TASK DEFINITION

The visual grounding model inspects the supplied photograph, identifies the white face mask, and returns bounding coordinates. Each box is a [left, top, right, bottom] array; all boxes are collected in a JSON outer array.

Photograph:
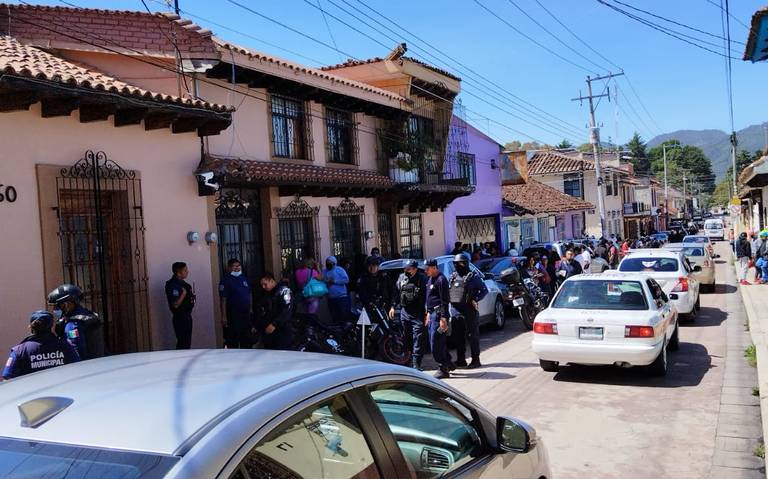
[[231, 271, 242, 277], [53, 309, 63, 319]]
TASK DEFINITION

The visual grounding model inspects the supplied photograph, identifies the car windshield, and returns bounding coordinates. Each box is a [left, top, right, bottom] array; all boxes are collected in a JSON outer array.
[[682, 247, 705, 257], [705, 223, 722, 230], [619, 257, 679, 273], [0, 438, 178, 478], [683, 236, 708, 244], [552, 280, 648, 310]]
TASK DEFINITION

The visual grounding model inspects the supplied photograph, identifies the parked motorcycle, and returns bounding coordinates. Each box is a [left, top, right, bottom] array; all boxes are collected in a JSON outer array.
[[292, 313, 358, 356], [499, 267, 547, 330], [353, 302, 412, 366]]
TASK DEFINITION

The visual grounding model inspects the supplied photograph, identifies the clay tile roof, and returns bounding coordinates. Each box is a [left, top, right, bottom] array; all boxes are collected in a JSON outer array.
[[527, 150, 595, 175], [0, 36, 231, 113], [502, 179, 594, 215], [320, 56, 461, 82], [0, 3, 217, 57], [213, 40, 408, 104], [744, 6, 768, 61], [199, 155, 394, 189]]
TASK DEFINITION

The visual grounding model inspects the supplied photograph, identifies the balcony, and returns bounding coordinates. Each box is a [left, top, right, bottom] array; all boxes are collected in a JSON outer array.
[[623, 202, 651, 216]]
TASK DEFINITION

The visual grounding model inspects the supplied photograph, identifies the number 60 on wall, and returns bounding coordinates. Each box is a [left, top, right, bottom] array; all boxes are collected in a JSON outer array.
[[0, 184, 18, 203]]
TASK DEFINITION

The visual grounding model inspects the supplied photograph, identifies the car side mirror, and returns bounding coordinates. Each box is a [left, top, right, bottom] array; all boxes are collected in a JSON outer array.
[[669, 293, 679, 300], [693, 265, 702, 272], [484, 272, 495, 281], [496, 416, 536, 453]]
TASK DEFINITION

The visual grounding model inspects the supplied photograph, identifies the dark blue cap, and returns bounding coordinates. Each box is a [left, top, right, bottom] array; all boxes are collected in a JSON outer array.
[[405, 260, 419, 269], [29, 310, 53, 328], [425, 258, 439, 267]]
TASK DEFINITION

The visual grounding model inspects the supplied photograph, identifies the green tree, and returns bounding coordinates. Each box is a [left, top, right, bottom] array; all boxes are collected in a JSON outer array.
[[724, 149, 762, 180], [503, 140, 552, 151], [625, 132, 649, 174], [556, 139, 573, 149], [710, 178, 731, 207], [578, 142, 592, 152], [648, 139, 716, 193]]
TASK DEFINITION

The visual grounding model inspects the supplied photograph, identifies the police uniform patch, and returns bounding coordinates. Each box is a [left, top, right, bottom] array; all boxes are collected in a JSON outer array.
[[67, 329, 80, 339], [172, 289, 180, 297]]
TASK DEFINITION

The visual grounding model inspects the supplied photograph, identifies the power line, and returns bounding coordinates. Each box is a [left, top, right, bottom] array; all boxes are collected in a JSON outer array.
[[704, 0, 750, 30], [314, 0, 344, 63]]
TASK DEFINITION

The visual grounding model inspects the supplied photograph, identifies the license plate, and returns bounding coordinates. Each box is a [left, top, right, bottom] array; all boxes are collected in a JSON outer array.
[[512, 297, 525, 307], [579, 327, 604, 340]]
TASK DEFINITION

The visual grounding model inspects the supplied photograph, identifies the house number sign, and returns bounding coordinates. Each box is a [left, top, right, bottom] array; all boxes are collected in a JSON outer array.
[[0, 184, 18, 203]]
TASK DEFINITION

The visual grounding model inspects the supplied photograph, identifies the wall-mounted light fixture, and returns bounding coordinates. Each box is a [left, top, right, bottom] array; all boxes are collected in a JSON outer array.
[[364, 230, 375, 240], [205, 232, 218, 245], [187, 231, 200, 245], [490, 158, 498, 170]]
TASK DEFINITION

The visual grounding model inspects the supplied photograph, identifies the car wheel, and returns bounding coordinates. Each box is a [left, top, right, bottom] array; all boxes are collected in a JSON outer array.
[[492, 298, 506, 330], [519, 304, 534, 330], [668, 324, 680, 351], [539, 359, 559, 372], [648, 340, 668, 376]]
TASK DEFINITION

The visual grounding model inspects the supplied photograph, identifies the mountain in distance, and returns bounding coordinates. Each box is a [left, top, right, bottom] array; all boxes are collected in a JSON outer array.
[[648, 123, 768, 180]]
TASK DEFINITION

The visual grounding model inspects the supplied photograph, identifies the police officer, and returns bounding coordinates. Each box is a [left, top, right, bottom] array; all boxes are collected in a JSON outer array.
[[258, 271, 295, 350], [47, 284, 104, 360], [390, 260, 428, 370], [449, 254, 488, 369], [357, 256, 391, 318], [425, 258, 455, 379], [219, 258, 253, 349], [165, 262, 195, 349], [2, 311, 80, 380]]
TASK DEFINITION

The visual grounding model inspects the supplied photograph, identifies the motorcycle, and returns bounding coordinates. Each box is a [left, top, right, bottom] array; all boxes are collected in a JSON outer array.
[[499, 267, 547, 330], [353, 302, 412, 366], [292, 313, 359, 356]]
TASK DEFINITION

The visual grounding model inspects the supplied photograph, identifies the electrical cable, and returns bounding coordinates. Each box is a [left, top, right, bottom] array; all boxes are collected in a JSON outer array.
[[704, 0, 751, 30]]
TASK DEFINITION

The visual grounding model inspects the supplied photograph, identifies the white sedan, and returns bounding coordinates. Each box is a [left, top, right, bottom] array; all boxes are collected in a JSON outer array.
[[532, 273, 679, 375], [617, 249, 701, 320]]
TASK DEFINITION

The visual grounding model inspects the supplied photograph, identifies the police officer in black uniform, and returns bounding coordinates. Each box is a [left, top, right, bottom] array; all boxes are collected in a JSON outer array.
[[357, 256, 392, 319], [390, 260, 428, 370], [47, 284, 104, 360], [425, 258, 455, 379], [165, 262, 195, 349], [2, 311, 80, 380], [449, 254, 488, 369], [258, 271, 295, 350], [219, 258, 253, 349]]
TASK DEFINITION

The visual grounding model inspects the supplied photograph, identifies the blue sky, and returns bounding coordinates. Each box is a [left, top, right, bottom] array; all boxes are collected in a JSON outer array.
[[17, 0, 768, 145]]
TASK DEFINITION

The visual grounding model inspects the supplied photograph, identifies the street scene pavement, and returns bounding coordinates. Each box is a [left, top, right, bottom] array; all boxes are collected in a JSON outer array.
[[425, 242, 762, 479]]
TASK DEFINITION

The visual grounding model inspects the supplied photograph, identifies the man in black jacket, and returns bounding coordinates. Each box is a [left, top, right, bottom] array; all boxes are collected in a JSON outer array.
[[736, 232, 752, 285], [390, 260, 428, 370], [357, 256, 392, 315], [258, 272, 295, 350], [448, 255, 488, 369]]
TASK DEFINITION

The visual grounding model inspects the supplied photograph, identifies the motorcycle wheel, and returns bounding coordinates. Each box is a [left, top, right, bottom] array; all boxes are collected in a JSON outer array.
[[519, 304, 535, 330], [379, 334, 412, 365]]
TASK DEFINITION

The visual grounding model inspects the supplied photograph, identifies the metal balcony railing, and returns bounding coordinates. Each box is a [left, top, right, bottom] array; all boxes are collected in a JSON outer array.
[[623, 202, 651, 215], [382, 154, 473, 187]]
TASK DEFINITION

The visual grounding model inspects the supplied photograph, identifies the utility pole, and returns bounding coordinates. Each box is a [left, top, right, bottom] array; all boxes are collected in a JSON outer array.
[[682, 172, 688, 219], [572, 71, 624, 239], [662, 143, 682, 229]]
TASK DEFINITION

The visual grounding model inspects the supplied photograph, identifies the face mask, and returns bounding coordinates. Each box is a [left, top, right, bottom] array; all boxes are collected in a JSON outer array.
[[53, 309, 63, 319], [231, 271, 242, 277]]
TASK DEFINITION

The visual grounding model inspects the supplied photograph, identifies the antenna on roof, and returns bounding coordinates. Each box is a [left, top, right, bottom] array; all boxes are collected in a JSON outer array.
[[386, 43, 407, 61]]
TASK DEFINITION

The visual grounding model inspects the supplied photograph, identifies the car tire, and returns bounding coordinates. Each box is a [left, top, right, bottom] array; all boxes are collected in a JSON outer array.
[[539, 359, 559, 372], [648, 339, 668, 376], [519, 304, 534, 330], [492, 298, 506, 330], [668, 324, 680, 351]]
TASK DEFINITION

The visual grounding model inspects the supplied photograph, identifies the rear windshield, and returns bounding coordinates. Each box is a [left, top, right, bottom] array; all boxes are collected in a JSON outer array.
[[683, 236, 708, 244], [552, 280, 648, 310], [0, 437, 178, 478], [619, 257, 679, 273], [682, 247, 705, 257], [705, 222, 723, 230]]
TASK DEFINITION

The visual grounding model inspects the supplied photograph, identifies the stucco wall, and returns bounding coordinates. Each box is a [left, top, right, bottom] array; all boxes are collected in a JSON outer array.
[[421, 211, 446, 258], [0, 105, 215, 356]]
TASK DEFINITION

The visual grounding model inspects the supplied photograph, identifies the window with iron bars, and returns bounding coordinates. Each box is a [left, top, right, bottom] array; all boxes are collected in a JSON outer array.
[[399, 215, 423, 259], [563, 173, 583, 199], [326, 108, 357, 165], [270, 94, 309, 160], [457, 152, 476, 185]]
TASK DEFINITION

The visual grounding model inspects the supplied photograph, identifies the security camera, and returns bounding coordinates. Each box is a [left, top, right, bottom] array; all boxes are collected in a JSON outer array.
[[196, 171, 220, 196]]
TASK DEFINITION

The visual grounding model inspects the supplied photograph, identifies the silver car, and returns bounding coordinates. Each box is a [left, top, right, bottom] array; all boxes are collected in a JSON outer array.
[[0, 350, 551, 478], [663, 242, 716, 292]]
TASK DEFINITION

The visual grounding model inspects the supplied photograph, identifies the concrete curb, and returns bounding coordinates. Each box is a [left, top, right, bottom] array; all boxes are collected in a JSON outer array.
[[739, 285, 768, 472]]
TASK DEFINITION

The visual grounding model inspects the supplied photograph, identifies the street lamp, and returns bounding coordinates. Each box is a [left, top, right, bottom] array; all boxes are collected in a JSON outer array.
[[662, 143, 683, 229]]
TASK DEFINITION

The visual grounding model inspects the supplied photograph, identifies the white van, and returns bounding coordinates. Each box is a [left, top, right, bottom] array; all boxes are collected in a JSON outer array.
[[703, 218, 725, 241]]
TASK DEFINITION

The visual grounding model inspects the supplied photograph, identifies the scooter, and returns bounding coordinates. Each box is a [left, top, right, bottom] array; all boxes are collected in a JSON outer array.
[[499, 266, 545, 330]]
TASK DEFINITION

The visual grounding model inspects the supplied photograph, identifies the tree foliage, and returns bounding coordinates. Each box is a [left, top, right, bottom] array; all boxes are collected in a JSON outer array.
[[724, 149, 763, 181], [648, 139, 716, 194], [556, 139, 573, 149], [625, 132, 650, 174], [503, 140, 553, 151], [710, 178, 732, 207]]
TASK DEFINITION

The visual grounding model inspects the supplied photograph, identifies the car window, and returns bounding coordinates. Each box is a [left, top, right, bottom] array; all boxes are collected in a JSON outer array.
[[368, 383, 484, 478], [646, 279, 668, 303], [683, 236, 708, 244], [489, 259, 514, 275], [552, 280, 648, 310], [231, 395, 381, 479], [619, 257, 679, 273], [682, 247, 705, 257]]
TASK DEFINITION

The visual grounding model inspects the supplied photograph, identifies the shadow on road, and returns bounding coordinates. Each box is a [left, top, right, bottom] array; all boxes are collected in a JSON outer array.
[[550, 342, 714, 387], [450, 371, 517, 380], [713, 283, 737, 294], [482, 361, 538, 368], [681, 306, 726, 327]]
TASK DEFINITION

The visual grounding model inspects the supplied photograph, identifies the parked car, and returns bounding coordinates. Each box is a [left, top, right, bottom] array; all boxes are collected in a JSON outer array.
[[703, 218, 725, 241], [663, 242, 716, 292], [683, 234, 715, 257], [618, 249, 701, 320], [532, 273, 679, 375], [649, 232, 669, 244], [0, 350, 552, 478], [380, 255, 506, 329]]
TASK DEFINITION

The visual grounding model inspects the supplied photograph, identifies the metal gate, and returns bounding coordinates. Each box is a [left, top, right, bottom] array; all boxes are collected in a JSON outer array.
[[275, 196, 320, 275], [399, 215, 423, 259], [216, 189, 264, 289], [456, 215, 497, 246], [56, 150, 150, 354], [329, 198, 365, 265]]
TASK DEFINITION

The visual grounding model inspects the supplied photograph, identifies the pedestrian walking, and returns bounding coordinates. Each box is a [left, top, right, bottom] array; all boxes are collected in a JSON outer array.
[[448, 254, 488, 369], [390, 260, 428, 370], [165, 262, 195, 349], [2, 311, 79, 380], [735, 233, 752, 285], [556, 249, 583, 280], [425, 258, 454, 379], [219, 258, 253, 348], [323, 256, 350, 324], [47, 283, 104, 360], [257, 272, 295, 350], [295, 256, 322, 315]]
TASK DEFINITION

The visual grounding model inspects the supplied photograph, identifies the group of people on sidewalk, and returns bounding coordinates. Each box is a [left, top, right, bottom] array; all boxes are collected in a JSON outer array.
[[735, 230, 768, 285]]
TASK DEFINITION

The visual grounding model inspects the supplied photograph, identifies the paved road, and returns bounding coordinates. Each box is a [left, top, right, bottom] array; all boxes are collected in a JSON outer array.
[[432, 242, 740, 479]]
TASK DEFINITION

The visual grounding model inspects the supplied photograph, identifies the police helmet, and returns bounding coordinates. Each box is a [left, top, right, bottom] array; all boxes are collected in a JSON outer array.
[[452, 253, 469, 264], [47, 284, 83, 306]]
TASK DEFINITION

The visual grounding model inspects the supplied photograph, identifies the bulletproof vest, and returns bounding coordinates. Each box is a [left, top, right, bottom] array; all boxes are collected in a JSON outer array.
[[449, 273, 470, 304], [400, 276, 420, 304]]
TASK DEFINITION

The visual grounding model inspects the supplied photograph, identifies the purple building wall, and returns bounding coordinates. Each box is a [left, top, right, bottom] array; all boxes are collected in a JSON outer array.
[[443, 118, 503, 253]]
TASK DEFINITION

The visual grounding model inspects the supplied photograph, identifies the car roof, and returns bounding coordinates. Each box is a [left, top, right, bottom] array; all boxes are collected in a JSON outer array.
[[379, 258, 425, 270], [0, 350, 414, 455], [623, 249, 682, 258], [564, 272, 651, 282]]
